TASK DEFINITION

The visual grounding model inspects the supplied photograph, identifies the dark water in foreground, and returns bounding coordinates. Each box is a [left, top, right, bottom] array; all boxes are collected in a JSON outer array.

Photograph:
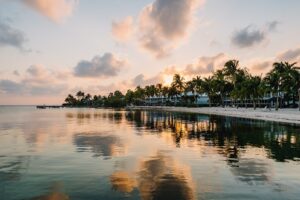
[[0, 106, 300, 200]]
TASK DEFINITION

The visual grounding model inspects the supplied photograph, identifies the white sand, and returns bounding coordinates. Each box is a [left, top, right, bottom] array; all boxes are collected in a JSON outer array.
[[127, 106, 300, 125]]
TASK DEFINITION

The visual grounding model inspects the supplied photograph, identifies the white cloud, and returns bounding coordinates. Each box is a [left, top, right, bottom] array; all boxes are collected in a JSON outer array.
[[0, 65, 68, 95], [232, 25, 266, 48], [0, 19, 27, 50], [74, 53, 127, 78], [231, 21, 279, 49]]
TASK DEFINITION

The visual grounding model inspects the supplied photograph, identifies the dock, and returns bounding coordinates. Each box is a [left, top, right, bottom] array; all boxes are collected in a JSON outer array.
[[36, 105, 63, 109]]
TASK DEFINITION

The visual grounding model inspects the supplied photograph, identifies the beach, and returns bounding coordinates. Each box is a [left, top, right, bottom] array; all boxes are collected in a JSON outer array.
[[127, 106, 300, 125]]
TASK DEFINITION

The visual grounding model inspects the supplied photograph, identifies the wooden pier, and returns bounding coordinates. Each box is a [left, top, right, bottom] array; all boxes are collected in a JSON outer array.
[[36, 105, 63, 109]]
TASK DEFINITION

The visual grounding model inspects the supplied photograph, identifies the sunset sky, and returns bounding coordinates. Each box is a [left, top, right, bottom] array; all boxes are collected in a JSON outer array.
[[1, 0, 300, 105]]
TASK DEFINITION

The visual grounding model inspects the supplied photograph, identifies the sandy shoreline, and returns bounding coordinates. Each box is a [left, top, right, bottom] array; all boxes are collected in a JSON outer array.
[[127, 106, 300, 125]]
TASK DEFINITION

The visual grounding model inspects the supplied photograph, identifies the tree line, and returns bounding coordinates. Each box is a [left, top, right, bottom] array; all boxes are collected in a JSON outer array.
[[63, 60, 300, 110]]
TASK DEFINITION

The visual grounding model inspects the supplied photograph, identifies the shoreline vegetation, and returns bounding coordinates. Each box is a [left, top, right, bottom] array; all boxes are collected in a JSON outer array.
[[62, 60, 300, 123]]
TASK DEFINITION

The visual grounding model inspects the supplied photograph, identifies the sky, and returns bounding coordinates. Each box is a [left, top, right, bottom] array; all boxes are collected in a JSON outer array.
[[0, 0, 300, 105]]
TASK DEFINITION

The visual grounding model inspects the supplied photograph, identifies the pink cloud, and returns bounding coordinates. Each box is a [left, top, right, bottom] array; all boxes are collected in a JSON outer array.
[[137, 0, 203, 58], [23, 0, 78, 22], [112, 16, 134, 42]]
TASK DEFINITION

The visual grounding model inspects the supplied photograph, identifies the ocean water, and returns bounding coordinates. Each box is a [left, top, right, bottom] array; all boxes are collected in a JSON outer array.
[[0, 106, 300, 200]]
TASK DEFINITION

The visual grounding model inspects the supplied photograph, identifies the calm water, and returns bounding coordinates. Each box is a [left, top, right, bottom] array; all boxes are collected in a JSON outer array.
[[0, 106, 300, 200]]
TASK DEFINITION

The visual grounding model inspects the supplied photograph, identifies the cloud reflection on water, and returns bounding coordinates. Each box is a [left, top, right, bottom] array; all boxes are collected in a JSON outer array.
[[74, 133, 126, 158], [110, 151, 195, 200]]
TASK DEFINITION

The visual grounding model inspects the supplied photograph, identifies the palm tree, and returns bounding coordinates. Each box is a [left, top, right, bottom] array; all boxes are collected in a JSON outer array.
[[84, 93, 92, 106], [76, 91, 85, 102], [213, 70, 233, 106], [193, 76, 203, 104], [201, 76, 215, 107], [248, 75, 263, 109], [134, 86, 145, 105], [185, 80, 197, 104], [280, 62, 300, 107], [156, 83, 163, 105], [264, 62, 299, 110], [224, 60, 239, 84], [171, 74, 185, 104], [125, 90, 135, 105], [162, 86, 169, 105], [64, 94, 77, 106]]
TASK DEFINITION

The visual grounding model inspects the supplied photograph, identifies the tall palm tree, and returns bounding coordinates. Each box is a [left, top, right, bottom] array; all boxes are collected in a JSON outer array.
[[248, 75, 263, 109], [185, 80, 197, 104], [64, 94, 77, 106], [171, 74, 185, 104], [265, 63, 282, 110], [76, 91, 85, 105], [201, 77, 215, 107], [76, 91, 85, 101], [264, 62, 299, 110], [193, 76, 203, 104], [224, 60, 239, 84], [134, 86, 145, 105], [213, 70, 233, 106], [162, 86, 169, 105], [156, 83, 163, 105], [280, 62, 300, 106], [84, 93, 92, 106]]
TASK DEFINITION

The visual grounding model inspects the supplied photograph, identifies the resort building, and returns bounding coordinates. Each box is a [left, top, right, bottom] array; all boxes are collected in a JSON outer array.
[[144, 91, 293, 108]]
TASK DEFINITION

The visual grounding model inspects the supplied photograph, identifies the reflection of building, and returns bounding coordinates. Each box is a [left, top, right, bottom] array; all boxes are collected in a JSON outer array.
[[230, 159, 271, 185], [125, 110, 300, 162]]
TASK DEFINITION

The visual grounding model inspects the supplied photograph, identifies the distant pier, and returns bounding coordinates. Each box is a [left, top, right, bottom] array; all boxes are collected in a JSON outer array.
[[36, 105, 63, 109]]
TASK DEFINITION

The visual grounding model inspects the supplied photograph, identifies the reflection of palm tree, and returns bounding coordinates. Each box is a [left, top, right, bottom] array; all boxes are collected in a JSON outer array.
[[125, 110, 300, 162]]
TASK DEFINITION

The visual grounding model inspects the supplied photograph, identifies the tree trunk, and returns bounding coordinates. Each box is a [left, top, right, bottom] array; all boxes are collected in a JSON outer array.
[[221, 95, 224, 107], [298, 89, 300, 111], [253, 99, 256, 110], [276, 95, 279, 111], [292, 94, 295, 107]]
